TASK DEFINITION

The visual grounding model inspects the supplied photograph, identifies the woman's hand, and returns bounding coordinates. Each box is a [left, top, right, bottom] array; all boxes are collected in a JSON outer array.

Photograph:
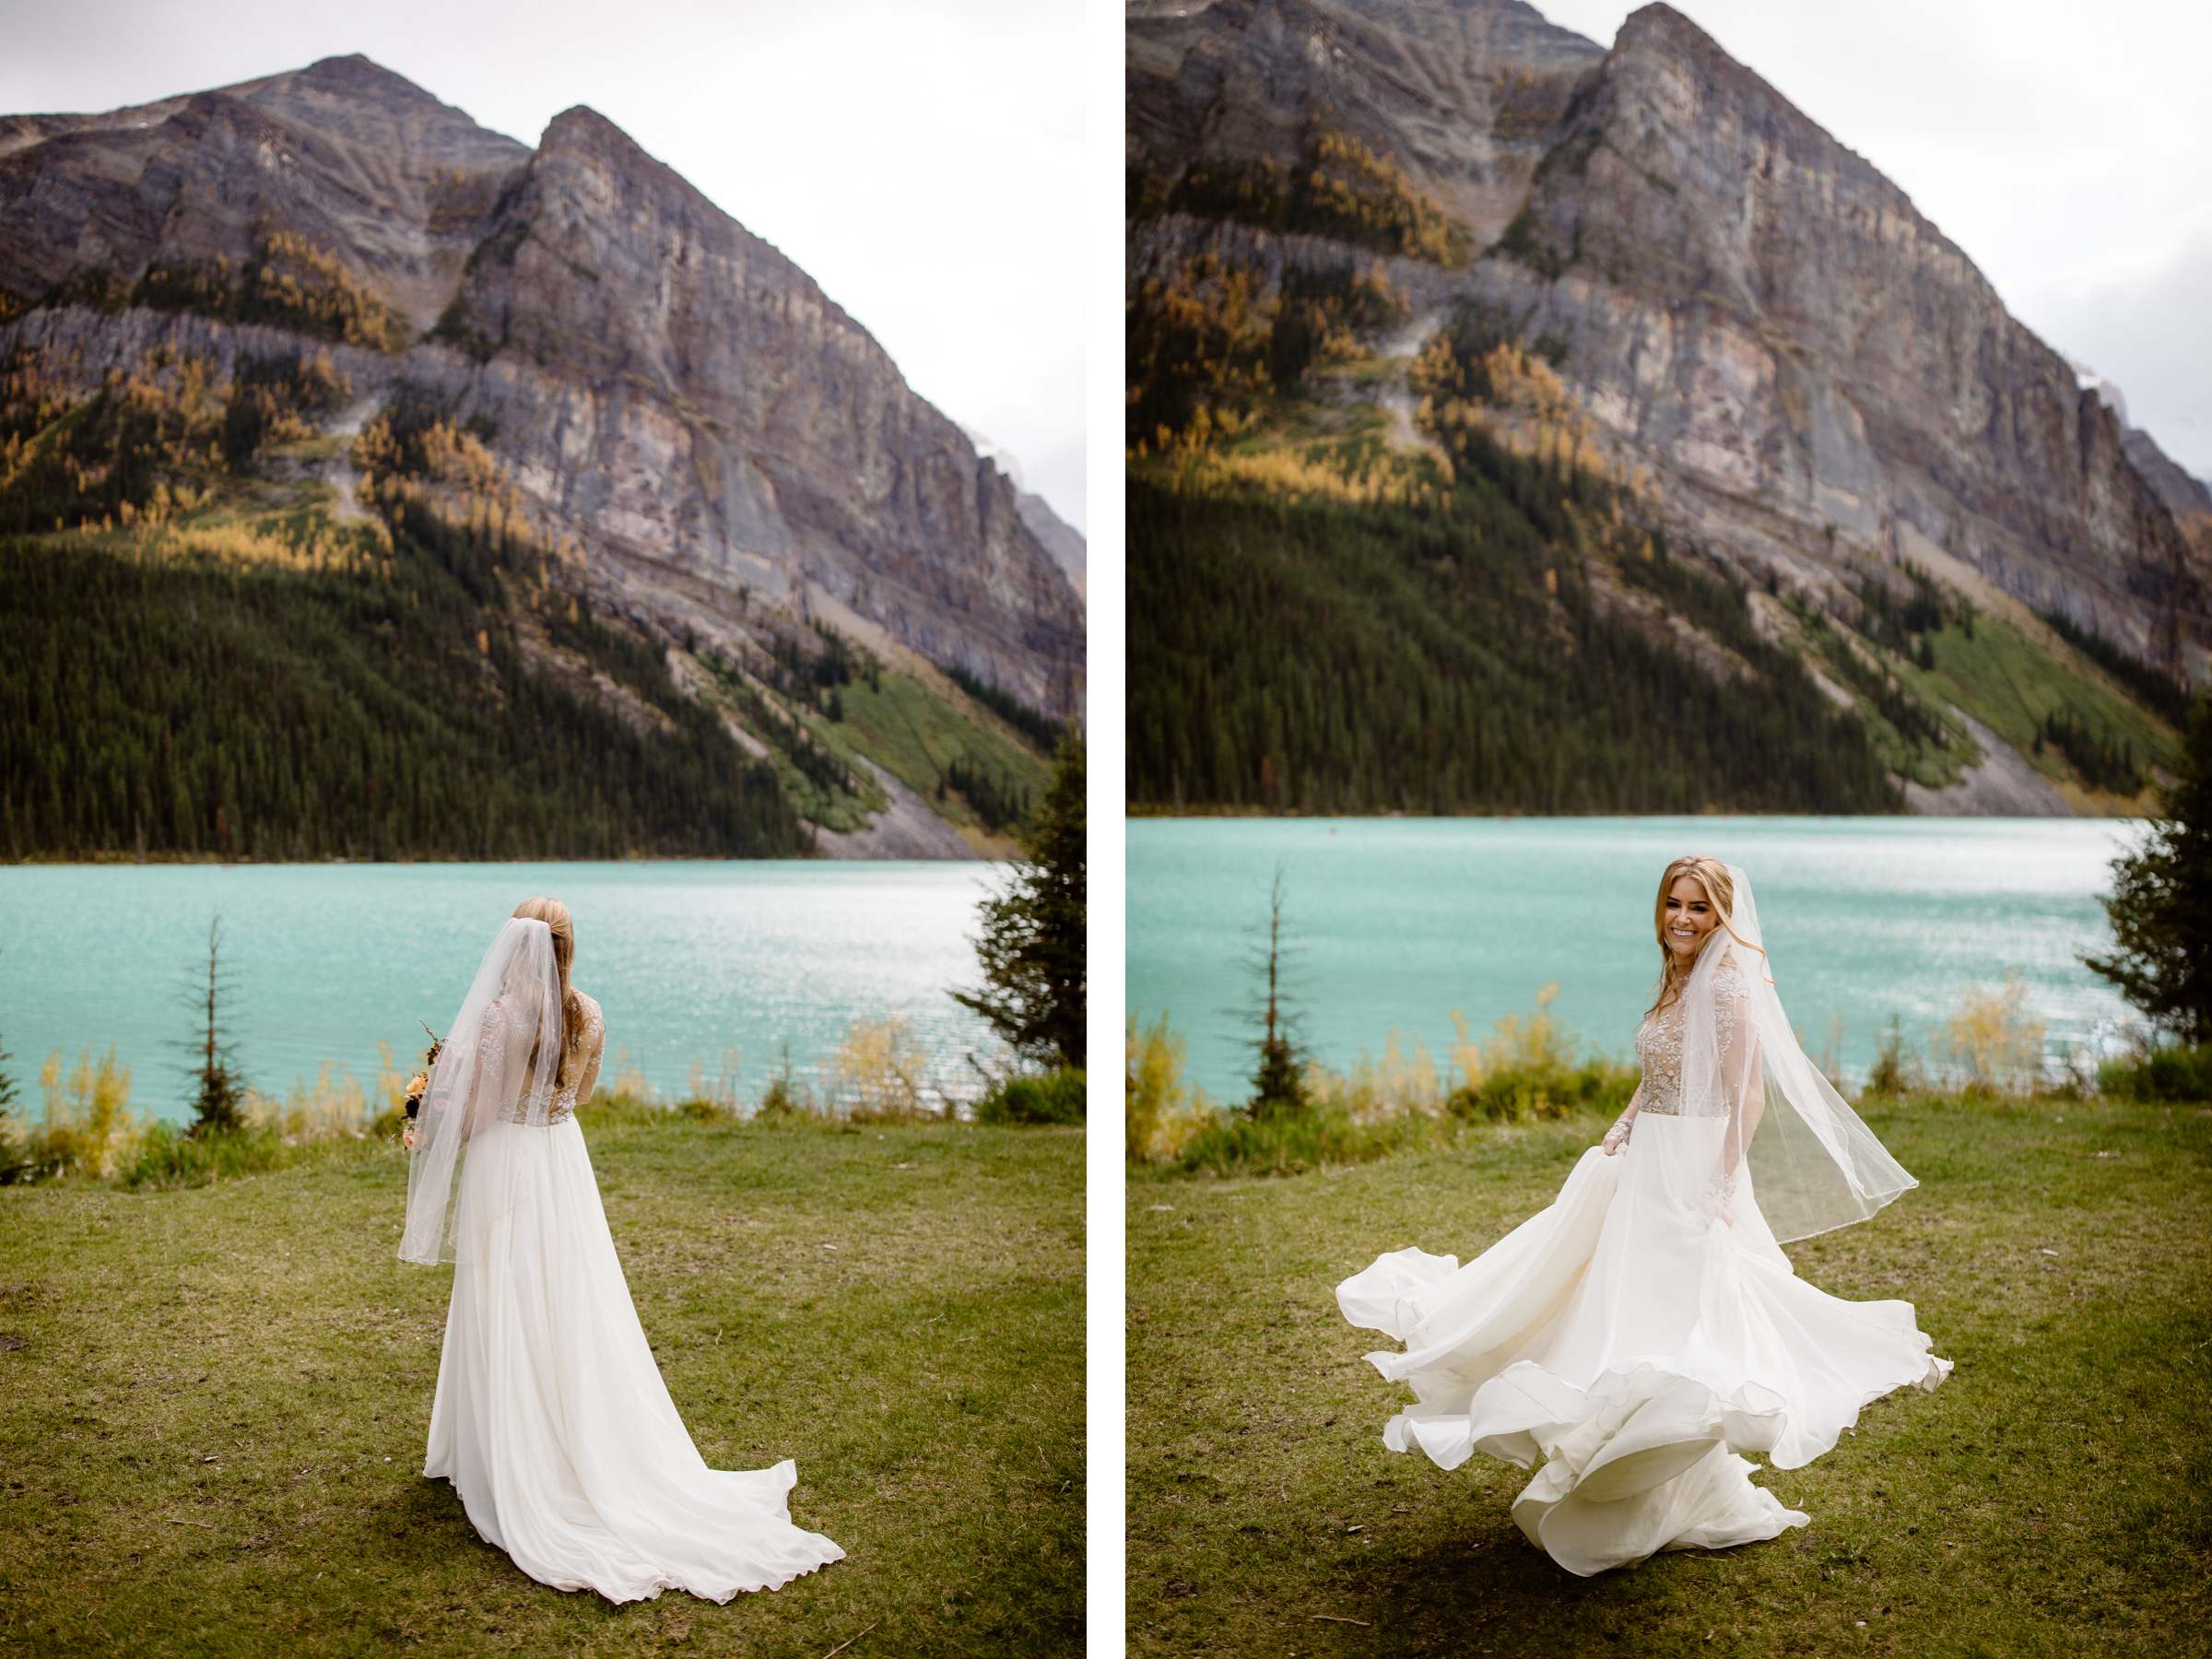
[[403, 1124, 417, 1152], [1700, 1171, 1736, 1228], [1601, 1122, 1630, 1156]]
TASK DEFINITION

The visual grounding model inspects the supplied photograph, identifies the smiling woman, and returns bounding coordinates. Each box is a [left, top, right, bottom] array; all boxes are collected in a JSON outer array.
[[1124, 0, 2212, 1640], [1660, 868, 1722, 955], [1337, 860, 1948, 1574]]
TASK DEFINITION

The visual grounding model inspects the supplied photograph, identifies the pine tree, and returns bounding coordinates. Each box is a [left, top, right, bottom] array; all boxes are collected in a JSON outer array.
[[2085, 695, 2212, 1041], [1243, 864, 1309, 1117], [182, 914, 245, 1135], [951, 729, 1086, 1068]]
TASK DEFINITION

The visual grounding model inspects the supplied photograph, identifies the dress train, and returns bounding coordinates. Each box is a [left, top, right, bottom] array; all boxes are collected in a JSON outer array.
[[1338, 1116, 1948, 1575], [427, 1117, 844, 1601]]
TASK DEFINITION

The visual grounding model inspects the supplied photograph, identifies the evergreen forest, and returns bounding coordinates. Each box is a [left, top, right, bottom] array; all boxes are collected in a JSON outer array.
[[0, 337, 907, 861], [1124, 194, 2185, 816], [1127, 477, 1901, 815]]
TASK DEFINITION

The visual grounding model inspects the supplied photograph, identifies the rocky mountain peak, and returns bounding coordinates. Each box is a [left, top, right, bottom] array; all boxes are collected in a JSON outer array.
[[539, 102, 640, 155], [1127, 0, 2208, 797], [1598, 2, 1891, 190], [224, 54, 527, 168], [1615, 3, 1710, 49], [288, 53, 448, 101], [1, 53, 1082, 721]]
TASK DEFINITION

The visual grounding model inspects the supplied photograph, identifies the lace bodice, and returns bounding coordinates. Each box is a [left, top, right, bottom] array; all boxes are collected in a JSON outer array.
[[1631, 954, 1748, 1119], [476, 990, 606, 1124]]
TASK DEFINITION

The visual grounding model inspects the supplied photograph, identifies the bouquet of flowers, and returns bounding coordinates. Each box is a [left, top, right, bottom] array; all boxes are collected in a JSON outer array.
[[402, 1022, 443, 1151], [404, 1022, 444, 1120]]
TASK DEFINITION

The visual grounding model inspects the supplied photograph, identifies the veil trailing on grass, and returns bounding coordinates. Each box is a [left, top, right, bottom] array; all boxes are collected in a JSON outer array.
[[1682, 863, 1918, 1243], [399, 917, 565, 1265]]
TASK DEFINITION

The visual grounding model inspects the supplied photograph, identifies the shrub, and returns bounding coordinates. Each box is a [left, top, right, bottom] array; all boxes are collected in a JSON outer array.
[[605, 1046, 654, 1103], [978, 1068, 1086, 1125], [1125, 1013, 1218, 1161], [1173, 1099, 1446, 1178], [2097, 1042, 2212, 1102], [1308, 1030, 1442, 1123], [3, 1047, 144, 1182], [1135, 986, 1631, 1176], [1863, 1013, 1925, 1098], [754, 1068, 815, 1122], [829, 1017, 934, 1121], [0, 1048, 387, 1189], [1442, 985, 1636, 1123], [672, 1096, 740, 1124], [684, 1047, 745, 1116], [1446, 1055, 1635, 1124], [1938, 971, 2047, 1093]]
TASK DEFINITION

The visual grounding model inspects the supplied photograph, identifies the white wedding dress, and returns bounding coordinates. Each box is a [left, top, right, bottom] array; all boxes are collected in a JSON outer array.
[[1339, 947, 1950, 1576], [419, 982, 844, 1602]]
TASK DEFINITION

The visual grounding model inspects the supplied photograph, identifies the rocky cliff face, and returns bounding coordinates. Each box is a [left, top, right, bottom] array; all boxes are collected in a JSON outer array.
[[1128, 0, 2206, 682], [0, 54, 1082, 721], [2124, 426, 2212, 527], [0, 56, 527, 329], [431, 106, 1082, 709], [1015, 489, 1087, 599], [1129, 0, 1602, 246]]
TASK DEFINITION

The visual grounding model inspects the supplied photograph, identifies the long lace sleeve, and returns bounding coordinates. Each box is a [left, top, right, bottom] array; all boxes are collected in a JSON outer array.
[[1710, 964, 1763, 1211], [572, 1000, 606, 1110], [463, 998, 509, 1142], [1603, 1078, 1643, 1153]]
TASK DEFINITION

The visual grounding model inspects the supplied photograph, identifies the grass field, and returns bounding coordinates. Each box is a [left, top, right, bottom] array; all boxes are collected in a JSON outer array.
[[1128, 1095, 2212, 1657], [801, 661, 1053, 837], [1897, 612, 2177, 807], [0, 1116, 1083, 1656]]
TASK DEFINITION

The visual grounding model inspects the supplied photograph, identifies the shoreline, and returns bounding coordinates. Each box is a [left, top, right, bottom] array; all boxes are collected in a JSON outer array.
[[0, 851, 1006, 869], [1125, 806, 2144, 823]]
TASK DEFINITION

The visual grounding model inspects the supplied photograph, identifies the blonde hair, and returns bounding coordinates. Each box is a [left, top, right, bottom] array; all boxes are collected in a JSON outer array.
[[512, 896, 586, 1089], [1646, 855, 1736, 1018]]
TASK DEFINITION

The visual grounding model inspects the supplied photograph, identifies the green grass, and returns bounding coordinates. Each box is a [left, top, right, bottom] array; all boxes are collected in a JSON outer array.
[[1127, 1095, 2211, 1656], [1899, 613, 2179, 799], [801, 664, 1053, 837], [1789, 614, 1980, 791], [697, 643, 1054, 841], [0, 1115, 1083, 1655]]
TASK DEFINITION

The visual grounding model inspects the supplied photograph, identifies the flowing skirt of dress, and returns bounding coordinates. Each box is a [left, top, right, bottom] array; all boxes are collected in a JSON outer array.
[[1337, 1115, 1949, 1576], [426, 1118, 844, 1602]]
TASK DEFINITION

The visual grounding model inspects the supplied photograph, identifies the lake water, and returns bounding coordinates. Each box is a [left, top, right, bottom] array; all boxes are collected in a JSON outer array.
[[0, 862, 1009, 1122], [1128, 817, 2146, 1103]]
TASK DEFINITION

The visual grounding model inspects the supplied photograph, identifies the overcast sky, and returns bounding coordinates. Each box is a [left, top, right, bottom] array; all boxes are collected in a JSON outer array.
[[1536, 0, 2212, 486], [0, 0, 1088, 531]]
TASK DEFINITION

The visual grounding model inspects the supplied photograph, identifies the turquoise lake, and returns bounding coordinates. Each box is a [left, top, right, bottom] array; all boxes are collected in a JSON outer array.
[[1127, 817, 2145, 1103], [0, 862, 1008, 1121]]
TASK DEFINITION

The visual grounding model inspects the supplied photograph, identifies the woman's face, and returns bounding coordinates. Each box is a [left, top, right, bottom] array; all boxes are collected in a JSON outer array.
[[1662, 875, 1721, 959]]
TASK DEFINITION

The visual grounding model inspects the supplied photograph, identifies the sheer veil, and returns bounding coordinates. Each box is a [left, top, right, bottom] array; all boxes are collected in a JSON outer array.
[[1678, 864, 1918, 1242], [400, 917, 565, 1265]]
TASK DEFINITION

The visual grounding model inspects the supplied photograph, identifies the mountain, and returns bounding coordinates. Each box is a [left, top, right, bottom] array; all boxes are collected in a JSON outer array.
[[1126, 0, 2201, 817], [967, 426, 1087, 597], [0, 55, 1079, 861], [2123, 428, 2212, 528], [1017, 490, 1088, 600]]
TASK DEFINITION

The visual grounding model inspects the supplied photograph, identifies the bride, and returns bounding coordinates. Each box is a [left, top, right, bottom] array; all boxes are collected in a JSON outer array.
[[399, 897, 843, 1601], [1337, 857, 1950, 1576]]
